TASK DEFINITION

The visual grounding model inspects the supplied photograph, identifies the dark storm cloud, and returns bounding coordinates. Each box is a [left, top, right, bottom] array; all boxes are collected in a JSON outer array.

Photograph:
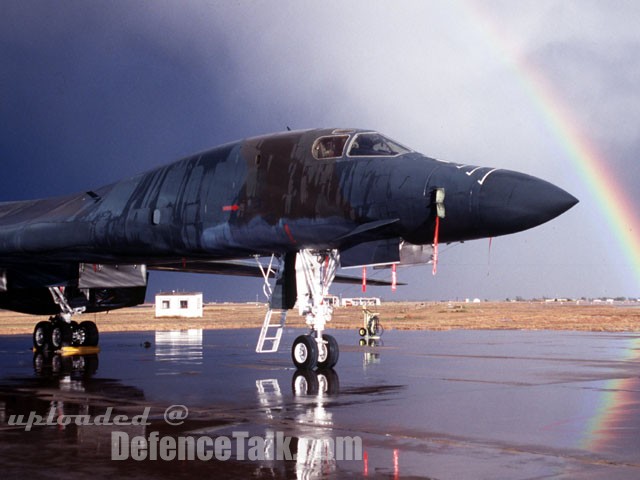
[[0, 1, 240, 198]]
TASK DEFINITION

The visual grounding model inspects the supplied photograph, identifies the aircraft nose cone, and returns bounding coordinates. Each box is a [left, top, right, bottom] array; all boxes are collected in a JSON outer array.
[[477, 169, 578, 236]]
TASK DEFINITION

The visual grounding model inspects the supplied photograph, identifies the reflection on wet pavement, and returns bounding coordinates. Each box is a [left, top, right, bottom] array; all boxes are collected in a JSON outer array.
[[1, 328, 640, 478], [155, 329, 203, 375]]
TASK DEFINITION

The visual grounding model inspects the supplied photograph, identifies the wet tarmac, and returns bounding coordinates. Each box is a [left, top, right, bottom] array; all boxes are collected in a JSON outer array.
[[2, 327, 640, 479]]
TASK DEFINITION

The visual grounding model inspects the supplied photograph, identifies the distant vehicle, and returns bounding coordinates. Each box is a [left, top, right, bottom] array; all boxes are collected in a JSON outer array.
[[0, 128, 577, 369]]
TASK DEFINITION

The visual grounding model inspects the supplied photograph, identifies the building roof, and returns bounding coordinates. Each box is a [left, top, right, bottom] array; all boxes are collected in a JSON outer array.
[[156, 292, 203, 296]]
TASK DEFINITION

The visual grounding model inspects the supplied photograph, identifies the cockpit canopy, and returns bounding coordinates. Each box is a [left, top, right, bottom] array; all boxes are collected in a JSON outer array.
[[312, 131, 411, 160], [312, 135, 350, 159]]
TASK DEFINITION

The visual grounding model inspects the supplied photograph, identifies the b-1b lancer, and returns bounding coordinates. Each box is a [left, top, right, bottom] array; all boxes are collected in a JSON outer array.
[[0, 129, 577, 369]]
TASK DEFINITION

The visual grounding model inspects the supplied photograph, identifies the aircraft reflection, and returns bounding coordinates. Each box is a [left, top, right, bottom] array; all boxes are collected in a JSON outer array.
[[2, 350, 146, 457], [256, 369, 342, 478], [292, 369, 340, 396], [33, 350, 99, 380]]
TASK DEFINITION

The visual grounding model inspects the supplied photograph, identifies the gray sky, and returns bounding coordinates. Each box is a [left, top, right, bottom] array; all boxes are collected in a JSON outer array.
[[1, 0, 639, 302]]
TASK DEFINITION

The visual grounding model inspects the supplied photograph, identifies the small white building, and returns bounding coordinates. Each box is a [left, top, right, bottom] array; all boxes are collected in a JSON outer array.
[[155, 292, 203, 318]]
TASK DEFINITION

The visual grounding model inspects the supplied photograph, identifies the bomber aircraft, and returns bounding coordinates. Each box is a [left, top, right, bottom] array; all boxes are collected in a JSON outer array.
[[0, 129, 577, 369]]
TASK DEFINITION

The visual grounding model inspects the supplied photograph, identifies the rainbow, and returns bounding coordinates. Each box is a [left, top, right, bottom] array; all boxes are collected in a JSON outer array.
[[455, 0, 640, 457], [580, 336, 640, 452], [459, 1, 640, 291]]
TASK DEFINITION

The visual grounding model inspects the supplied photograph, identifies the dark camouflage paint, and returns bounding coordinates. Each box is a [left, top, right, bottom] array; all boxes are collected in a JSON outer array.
[[0, 128, 577, 313]]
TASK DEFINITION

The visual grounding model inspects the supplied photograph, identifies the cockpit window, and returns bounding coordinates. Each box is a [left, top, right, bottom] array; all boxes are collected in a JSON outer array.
[[348, 133, 411, 157], [312, 135, 349, 159]]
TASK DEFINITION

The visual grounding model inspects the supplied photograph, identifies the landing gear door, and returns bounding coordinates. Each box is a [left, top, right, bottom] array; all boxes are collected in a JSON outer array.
[[79, 264, 147, 289]]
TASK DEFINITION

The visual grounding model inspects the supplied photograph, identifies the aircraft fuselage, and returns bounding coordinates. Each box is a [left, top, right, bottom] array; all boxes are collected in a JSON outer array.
[[0, 128, 576, 266]]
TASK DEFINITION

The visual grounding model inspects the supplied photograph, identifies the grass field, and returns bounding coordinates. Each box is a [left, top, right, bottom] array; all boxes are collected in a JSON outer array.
[[1, 301, 639, 335]]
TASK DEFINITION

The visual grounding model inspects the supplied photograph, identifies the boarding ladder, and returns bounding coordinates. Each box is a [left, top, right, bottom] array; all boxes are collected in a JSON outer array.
[[256, 309, 287, 353], [255, 254, 287, 353]]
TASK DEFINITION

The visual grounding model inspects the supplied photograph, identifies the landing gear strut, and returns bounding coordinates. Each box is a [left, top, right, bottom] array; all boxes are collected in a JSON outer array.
[[291, 249, 340, 370], [32, 287, 99, 351], [255, 249, 341, 369]]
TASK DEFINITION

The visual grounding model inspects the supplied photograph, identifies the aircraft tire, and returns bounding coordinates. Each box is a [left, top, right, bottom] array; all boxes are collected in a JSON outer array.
[[51, 322, 72, 349], [291, 335, 318, 370], [79, 321, 99, 347], [358, 327, 367, 337], [33, 321, 52, 351], [317, 334, 339, 369]]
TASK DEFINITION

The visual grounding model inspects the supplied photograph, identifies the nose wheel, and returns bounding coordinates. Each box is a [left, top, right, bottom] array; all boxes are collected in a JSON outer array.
[[291, 334, 339, 370]]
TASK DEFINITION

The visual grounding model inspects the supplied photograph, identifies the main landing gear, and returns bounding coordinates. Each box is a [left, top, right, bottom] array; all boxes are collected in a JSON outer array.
[[33, 317, 99, 351], [32, 287, 99, 351]]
